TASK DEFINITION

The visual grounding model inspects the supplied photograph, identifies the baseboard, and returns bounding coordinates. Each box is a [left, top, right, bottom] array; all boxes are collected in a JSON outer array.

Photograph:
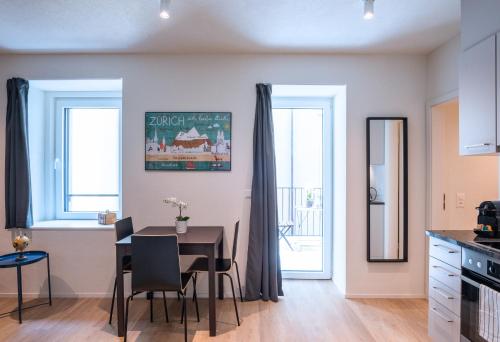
[[345, 293, 427, 299], [0, 292, 112, 298], [0, 291, 236, 299]]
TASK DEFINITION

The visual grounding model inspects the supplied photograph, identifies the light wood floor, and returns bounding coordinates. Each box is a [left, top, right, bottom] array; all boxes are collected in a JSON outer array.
[[0, 280, 429, 342]]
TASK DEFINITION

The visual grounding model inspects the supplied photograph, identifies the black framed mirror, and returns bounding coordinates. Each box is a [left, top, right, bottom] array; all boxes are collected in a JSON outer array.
[[366, 117, 408, 262]]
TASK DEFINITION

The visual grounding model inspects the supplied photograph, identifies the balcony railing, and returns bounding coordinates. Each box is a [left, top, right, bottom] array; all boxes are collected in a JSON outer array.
[[277, 187, 323, 237]]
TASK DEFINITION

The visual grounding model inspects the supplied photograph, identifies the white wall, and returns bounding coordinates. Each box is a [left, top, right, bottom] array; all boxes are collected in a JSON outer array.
[[431, 99, 499, 230], [27, 87, 46, 223], [0, 53, 427, 298]]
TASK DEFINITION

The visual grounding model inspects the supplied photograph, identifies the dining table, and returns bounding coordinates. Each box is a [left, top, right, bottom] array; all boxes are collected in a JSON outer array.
[[115, 225, 224, 337]]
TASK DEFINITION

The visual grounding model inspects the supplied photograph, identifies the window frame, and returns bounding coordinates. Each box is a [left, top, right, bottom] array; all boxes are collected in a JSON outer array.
[[47, 92, 122, 220]]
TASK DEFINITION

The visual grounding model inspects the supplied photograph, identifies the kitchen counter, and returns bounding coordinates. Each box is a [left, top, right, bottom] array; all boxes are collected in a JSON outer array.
[[426, 229, 500, 259]]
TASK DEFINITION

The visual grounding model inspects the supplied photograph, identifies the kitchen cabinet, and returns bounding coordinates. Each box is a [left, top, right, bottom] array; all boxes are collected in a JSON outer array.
[[369, 120, 385, 165], [459, 34, 498, 155], [428, 237, 461, 342], [461, 0, 500, 50]]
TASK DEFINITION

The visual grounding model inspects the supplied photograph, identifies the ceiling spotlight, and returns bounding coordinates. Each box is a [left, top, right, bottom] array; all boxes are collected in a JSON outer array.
[[160, 0, 171, 19], [363, 0, 374, 20]]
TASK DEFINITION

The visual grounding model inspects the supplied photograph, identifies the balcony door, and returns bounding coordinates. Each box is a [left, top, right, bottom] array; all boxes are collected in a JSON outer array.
[[273, 97, 332, 279]]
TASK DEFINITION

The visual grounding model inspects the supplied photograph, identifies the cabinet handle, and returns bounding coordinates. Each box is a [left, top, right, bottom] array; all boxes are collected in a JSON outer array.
[[431, 265, 458, 277], [432, 286, 454, 300], [465, 143, 492, 149], [432, 244, 458, 254], [431, 307, 454, 323]]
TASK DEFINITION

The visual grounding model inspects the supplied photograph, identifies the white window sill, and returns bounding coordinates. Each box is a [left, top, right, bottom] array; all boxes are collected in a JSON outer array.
[[31, 220, 114, 231]]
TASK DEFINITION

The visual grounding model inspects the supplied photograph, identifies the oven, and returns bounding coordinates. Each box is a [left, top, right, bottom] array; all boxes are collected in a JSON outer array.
[[461, 247, 500, 342]]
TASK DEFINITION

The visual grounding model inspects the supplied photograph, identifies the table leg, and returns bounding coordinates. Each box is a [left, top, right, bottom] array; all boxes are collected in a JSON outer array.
[[218, 238, 224, 300], [47, 254, 52, 305], [16, 265, 22, 324], [208, 247, 216, 336], [116, 246, 125, 337]]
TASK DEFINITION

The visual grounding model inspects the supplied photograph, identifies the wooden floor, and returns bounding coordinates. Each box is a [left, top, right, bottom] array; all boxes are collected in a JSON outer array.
[[0, 280, 429, 342]]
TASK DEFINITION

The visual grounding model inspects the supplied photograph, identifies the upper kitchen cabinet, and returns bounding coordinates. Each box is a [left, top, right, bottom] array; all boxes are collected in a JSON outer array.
[[461, 0, 500, 50], [459, 35, 497, 155], [459, 0, 500, 155]]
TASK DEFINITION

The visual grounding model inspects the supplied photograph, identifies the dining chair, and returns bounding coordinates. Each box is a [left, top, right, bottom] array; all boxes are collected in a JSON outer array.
[[109, 217, 169, 325], [124, 235, 199, 342], [188, 220, 242, 326], [109, 217, 134, 324]]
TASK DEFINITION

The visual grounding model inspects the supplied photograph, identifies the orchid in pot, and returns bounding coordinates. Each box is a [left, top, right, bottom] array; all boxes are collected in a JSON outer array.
[[164, 197, 190, 234]]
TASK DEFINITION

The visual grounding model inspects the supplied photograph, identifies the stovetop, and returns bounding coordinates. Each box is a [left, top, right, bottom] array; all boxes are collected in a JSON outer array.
[[473, 240, 500, 250]]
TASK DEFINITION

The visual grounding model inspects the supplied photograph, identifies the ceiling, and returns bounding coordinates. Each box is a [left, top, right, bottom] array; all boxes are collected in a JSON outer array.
[[0, 0, 460, 54]]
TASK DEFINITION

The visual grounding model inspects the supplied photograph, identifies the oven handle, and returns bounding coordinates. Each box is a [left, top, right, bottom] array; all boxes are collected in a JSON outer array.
[[461, 275, 480, 288]]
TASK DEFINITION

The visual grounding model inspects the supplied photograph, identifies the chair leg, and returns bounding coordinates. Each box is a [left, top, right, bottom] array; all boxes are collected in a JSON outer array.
[[192, 272, 198, 302], [109, 276, 117, 324], [224, 273, 240, 326], [125, 295, 132, 342], [193, 280, 200, 322], [149, 292, 154, 323], [180, 291, 185, 324], [183, 295, 188, 342], [234, 261, 244, 302], [162, 291, 169, 322]]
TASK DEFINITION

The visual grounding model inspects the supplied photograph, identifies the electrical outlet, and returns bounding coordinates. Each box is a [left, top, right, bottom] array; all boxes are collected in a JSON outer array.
[[456, 192, 465, 208]]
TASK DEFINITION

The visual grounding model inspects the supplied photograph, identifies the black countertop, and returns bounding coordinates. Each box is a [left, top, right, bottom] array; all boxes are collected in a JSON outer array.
[[426, 230, 500, 259]]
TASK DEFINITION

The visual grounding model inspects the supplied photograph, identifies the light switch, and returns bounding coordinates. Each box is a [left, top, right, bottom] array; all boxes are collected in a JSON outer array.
[[244, 189, 252, 199], [456, 193, 465, 208]]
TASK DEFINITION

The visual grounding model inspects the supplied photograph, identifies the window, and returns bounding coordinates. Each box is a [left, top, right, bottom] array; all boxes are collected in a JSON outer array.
[[54, 97, 121, 219]]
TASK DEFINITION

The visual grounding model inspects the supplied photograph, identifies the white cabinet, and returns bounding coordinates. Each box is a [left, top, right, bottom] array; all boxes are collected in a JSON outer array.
[[369, 120, 385, 165], [461, 0, 500, 50], [369, 204, 384, 258], [428, 237, 461, 342], [459, 35, 498, 155]]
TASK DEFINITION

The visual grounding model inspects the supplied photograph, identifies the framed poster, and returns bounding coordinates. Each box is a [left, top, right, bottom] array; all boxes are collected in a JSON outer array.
[[145, 112, 231, 171]]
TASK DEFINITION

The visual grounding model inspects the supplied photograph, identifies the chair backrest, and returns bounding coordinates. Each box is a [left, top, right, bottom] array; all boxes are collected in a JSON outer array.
[[131, 235, 182, 292], [231, 221, 240, 262], [115, 217, 134, 242]]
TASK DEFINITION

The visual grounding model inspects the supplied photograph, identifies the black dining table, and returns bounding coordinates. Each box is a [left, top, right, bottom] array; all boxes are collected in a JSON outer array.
[[115, 226, 224, 337]]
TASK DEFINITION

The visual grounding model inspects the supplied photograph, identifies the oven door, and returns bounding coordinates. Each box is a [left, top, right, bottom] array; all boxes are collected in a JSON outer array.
[[461, 268, 500, 341]]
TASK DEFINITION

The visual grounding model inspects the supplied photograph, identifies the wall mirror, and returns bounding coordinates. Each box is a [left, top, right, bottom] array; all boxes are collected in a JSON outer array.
[[366, 117, 408, 262]]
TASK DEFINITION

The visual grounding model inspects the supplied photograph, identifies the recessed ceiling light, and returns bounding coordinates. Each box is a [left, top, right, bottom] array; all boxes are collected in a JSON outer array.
[[160, 0, 171, 19], [363, 0, 375, 20]]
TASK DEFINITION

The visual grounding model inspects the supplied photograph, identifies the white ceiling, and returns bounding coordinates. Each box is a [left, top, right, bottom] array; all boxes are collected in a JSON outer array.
[[0, 0, 460, 54]]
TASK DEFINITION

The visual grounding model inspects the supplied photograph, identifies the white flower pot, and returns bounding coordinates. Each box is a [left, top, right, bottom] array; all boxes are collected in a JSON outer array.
[[176, 220, 188, 234]]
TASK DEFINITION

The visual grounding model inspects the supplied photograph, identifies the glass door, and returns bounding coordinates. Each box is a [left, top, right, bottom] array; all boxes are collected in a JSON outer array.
[[273, 97, 332, 279]]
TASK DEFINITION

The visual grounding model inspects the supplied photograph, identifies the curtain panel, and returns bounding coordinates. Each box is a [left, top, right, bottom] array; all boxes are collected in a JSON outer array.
[[245, 83, 283, 302], [5, 78, 32, 229]]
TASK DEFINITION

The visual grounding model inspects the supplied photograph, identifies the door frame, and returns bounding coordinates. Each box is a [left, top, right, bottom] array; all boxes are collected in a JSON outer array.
[[425, 90, 459, 230], [273, 96, 333, 279], [425, 89, 458, 296]]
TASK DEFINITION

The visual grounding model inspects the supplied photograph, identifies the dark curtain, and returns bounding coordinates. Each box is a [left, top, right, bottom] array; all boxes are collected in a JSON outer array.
[[245, 83, 283, 302], [5, 78, 32, 228]]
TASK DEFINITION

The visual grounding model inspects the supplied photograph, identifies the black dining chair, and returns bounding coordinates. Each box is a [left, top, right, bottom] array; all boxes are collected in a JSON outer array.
[[125, 235, 199, 342], [109, 217, 169, 325], [109, 217, 134, 324], [188, 221, 242, 326]]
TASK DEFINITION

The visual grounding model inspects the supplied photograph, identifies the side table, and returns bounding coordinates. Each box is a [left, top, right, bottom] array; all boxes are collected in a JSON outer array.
[[0, 251, 52, 323]]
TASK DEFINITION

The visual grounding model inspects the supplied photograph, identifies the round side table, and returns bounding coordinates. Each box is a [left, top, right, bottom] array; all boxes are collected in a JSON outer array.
[[0, 251, 52, 323]]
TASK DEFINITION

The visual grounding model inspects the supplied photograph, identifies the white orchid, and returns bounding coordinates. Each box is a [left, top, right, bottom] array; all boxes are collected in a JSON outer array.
[[163, 197, 189, 221]]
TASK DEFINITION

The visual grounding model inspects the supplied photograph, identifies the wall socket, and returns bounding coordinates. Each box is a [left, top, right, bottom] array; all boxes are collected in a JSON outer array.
[[456, 192, 465, 208]]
